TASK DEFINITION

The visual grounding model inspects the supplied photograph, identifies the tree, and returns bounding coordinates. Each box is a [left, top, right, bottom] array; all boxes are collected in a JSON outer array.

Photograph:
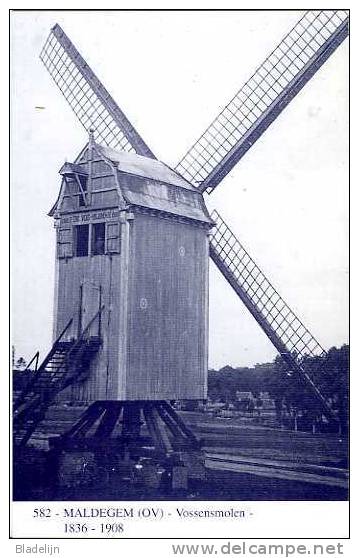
[[266, 345, 349, 432], [14, 357, 27, 371], [208, 344, 349, 433]]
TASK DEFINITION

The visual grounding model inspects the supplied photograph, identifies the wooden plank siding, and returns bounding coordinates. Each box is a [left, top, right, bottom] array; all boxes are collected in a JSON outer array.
[[52, 142, 212, 402], [53, 144, 125, 402], [54, 252, 123, 401], [125, 212, 208, 400]]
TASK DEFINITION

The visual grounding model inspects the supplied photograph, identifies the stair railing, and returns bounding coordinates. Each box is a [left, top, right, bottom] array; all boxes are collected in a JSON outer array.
[[13, 317, 74, 410], [23, 351, 40, 373], [56, 304, 105, 388], [13, 308, 106, 445]]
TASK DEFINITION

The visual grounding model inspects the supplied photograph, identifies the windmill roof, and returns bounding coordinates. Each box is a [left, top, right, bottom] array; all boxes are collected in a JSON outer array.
[[96, 144, 213, 225], [96, 144, 195, 191]]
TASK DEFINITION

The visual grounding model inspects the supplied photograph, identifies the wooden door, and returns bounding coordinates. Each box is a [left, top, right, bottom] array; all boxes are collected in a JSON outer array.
[[79, 281, 102, 337]]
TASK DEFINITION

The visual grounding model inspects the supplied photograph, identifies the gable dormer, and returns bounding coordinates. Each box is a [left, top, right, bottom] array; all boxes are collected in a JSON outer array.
[[59, 162, 89, 209], [49, 134, 125, 218]]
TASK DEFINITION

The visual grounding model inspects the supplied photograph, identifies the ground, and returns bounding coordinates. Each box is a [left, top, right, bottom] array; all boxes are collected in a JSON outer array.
[[13, 407, 348, 501]]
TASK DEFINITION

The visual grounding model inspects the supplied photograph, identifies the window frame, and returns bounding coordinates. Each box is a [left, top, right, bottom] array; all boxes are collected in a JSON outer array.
[[74, 223, 90, 257], [57, 220, 121, 259], [91, 222, 106, 256]]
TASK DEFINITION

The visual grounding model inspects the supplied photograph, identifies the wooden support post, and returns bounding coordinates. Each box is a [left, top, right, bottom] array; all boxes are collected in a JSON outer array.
[[143, 404, 167, 455], [98, 285, 102, 338], [50, 400, 204, 492], [65, 402, 103, 438], [157, 403, 188, 442], [161, 402, 200, 447], [122, 403, 142, 438], [94, 403, 122, 438], [78, 284, 83, 338], [151, 406, 173, 455]]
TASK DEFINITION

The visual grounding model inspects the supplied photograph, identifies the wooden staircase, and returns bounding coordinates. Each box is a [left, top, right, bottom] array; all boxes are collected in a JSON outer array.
[[13, 312, 102, 447]]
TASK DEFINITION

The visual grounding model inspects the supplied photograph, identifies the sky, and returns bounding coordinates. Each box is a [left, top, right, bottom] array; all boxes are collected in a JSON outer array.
[[11, 10, 349, 369]]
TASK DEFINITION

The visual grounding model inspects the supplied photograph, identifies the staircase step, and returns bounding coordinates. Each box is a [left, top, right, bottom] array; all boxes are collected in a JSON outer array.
[[13, 334, 101, 446], [47, 360, 64, 364]]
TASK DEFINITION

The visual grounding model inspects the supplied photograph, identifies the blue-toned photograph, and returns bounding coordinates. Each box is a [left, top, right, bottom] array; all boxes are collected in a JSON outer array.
[[11, 9, 349, 506]]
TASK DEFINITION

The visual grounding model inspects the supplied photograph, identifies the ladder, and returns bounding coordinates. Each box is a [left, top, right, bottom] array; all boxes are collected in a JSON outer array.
[[13, 310, 103, 447], [209, 210, 334, 420]]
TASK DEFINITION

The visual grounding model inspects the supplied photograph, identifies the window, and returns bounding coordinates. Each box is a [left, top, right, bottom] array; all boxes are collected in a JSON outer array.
[[72, 222, 109, 257], [78, 175, 88, 207], [92, 222, 105, 255], [75, 224, 89, 257]]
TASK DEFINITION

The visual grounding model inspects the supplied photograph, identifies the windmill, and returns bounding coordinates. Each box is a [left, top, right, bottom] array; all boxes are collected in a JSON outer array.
[[13, 11, 348, 482]]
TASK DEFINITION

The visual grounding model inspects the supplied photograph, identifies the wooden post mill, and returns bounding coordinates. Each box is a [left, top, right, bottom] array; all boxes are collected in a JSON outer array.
[[53, 133, 213, 403], [13, 13, 348, 488]]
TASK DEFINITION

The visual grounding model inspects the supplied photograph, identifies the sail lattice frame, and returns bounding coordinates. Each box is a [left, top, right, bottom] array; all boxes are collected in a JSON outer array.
[[209, 209, 326, 362], [176, 10, 348, 192], [40, 24, 155, 158]]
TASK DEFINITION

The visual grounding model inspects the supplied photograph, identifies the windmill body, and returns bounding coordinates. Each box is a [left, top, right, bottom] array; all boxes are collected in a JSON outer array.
[[52, 138, 213, 402]]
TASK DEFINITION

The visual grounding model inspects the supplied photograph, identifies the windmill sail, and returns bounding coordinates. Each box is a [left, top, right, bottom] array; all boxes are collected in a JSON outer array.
[[40, 24, 156, 158], [209, 210, 334, 418], [176, 10, 348, 193]]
